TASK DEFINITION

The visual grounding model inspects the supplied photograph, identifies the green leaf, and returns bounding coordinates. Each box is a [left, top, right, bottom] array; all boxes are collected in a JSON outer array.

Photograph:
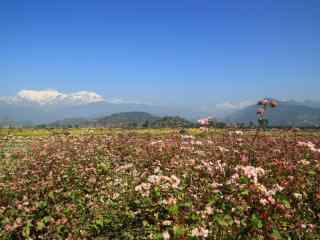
[[42, 216, 51, 224], [153, 186, 162, 197], [187, 212, 200, 224], [36, 221, 46, 231], [308, 170, 316, 176], [168, 204, 179, 216], [215, 214, 234, 227], [154, 233, 163, 240], [240, 189, 250, 196], [239, 176, 250, 184], [251, 213, 263, 229], [173, 225, 186, 239], [282, 199, 291, 209], [48, 191, 55, 200], [22, 222, 32, 238], [271, 229, 282, 239], [208, 193, 221, 205]]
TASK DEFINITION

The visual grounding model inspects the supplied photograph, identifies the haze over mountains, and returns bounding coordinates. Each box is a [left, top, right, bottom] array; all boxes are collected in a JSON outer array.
[[226, 100, 320, 127], [1, 89, 320, 127], [0, 89, 212, 124]]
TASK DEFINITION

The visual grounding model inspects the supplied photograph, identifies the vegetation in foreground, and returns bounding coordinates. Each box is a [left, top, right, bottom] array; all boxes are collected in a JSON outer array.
[[0, 129, 320, 239]]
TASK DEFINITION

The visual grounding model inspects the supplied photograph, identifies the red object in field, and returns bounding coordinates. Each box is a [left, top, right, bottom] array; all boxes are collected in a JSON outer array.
[[260, 211, 269, 221], [198, 117, 211, 126], [316, 192, 320, 200]]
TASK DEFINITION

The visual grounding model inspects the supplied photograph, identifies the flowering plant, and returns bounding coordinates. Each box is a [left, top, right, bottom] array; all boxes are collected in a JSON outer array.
[[256, 98, 278, 129], [1, 127, 320, 239], [197, 117, 212, 126]]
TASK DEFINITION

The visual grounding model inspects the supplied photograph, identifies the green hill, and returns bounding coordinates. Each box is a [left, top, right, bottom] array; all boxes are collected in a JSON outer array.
[[44, 112, 195, 128]]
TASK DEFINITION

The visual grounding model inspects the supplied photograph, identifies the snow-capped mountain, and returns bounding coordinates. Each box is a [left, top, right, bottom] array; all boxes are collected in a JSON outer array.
[[0, 89, 106, 106], [0, 89, 210, 124], [1, 89, 277, 125]]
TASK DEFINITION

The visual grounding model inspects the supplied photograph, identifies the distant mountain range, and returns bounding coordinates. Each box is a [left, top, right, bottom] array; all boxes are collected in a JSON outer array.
[[225, 100, 320, 127], [1, 89, 320, 127], [47, 101, 320, 128], [0, 90, 209, 125]]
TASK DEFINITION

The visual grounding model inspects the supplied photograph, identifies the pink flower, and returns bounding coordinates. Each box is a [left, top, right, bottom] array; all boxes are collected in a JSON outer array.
[[267, 196, 275, 205], [308, 224, 316, 230], [191, 226, 209, 238], [198, 117, 211, 126], [205, 206, 214, 215], [240, 154, 248, 163], [4, 224, 13, 232], [258, 99, 269, 106], [256, 108, 265, 115], [235, 165, 265, 183]]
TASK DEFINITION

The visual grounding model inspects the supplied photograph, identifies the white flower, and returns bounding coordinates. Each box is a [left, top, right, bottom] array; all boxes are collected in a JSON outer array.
[[191, 226, 209, 238], [299, 159, 310, 165], [148, 175, 160, 184], [293, 193, 303, 200], [170, 175, 181, 189], [150, 140, 163, 145], [274, 184, 284, 192], [116, 163, 133, 172], [161, 197, 177, 205], [217, 146, 229, 152], [146, 175, 180, 189], [235, 130, 244, 135], [256, 183, 283, 197], [211, 181, 223, 188], [154, 167, 161, 174], [181, 135, 195, 140], [260, 198, 268, 206], [162, 231, 170, 240], [205, 206, 213, 215], [162, 220, 172, 226], [298, 141, 320, 152], [235, 165, 265, 183], [135, 183, 151, 197]]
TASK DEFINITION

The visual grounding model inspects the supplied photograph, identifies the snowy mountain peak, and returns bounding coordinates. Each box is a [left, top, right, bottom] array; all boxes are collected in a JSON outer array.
[[3, 89, 106, 106], [67, 91, 105, 104], [17, 90, 64, 105]]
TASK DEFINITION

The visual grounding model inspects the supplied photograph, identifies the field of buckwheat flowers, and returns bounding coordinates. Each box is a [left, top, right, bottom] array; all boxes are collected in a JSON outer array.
[[0, 128, 320, 239]]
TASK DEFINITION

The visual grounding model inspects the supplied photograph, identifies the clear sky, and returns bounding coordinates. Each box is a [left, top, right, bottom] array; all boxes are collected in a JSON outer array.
[[1, 0, 319, 107]]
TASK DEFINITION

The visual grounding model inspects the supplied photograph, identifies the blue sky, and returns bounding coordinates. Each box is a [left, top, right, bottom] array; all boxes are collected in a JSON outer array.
[[1, 0, 319, 107]]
